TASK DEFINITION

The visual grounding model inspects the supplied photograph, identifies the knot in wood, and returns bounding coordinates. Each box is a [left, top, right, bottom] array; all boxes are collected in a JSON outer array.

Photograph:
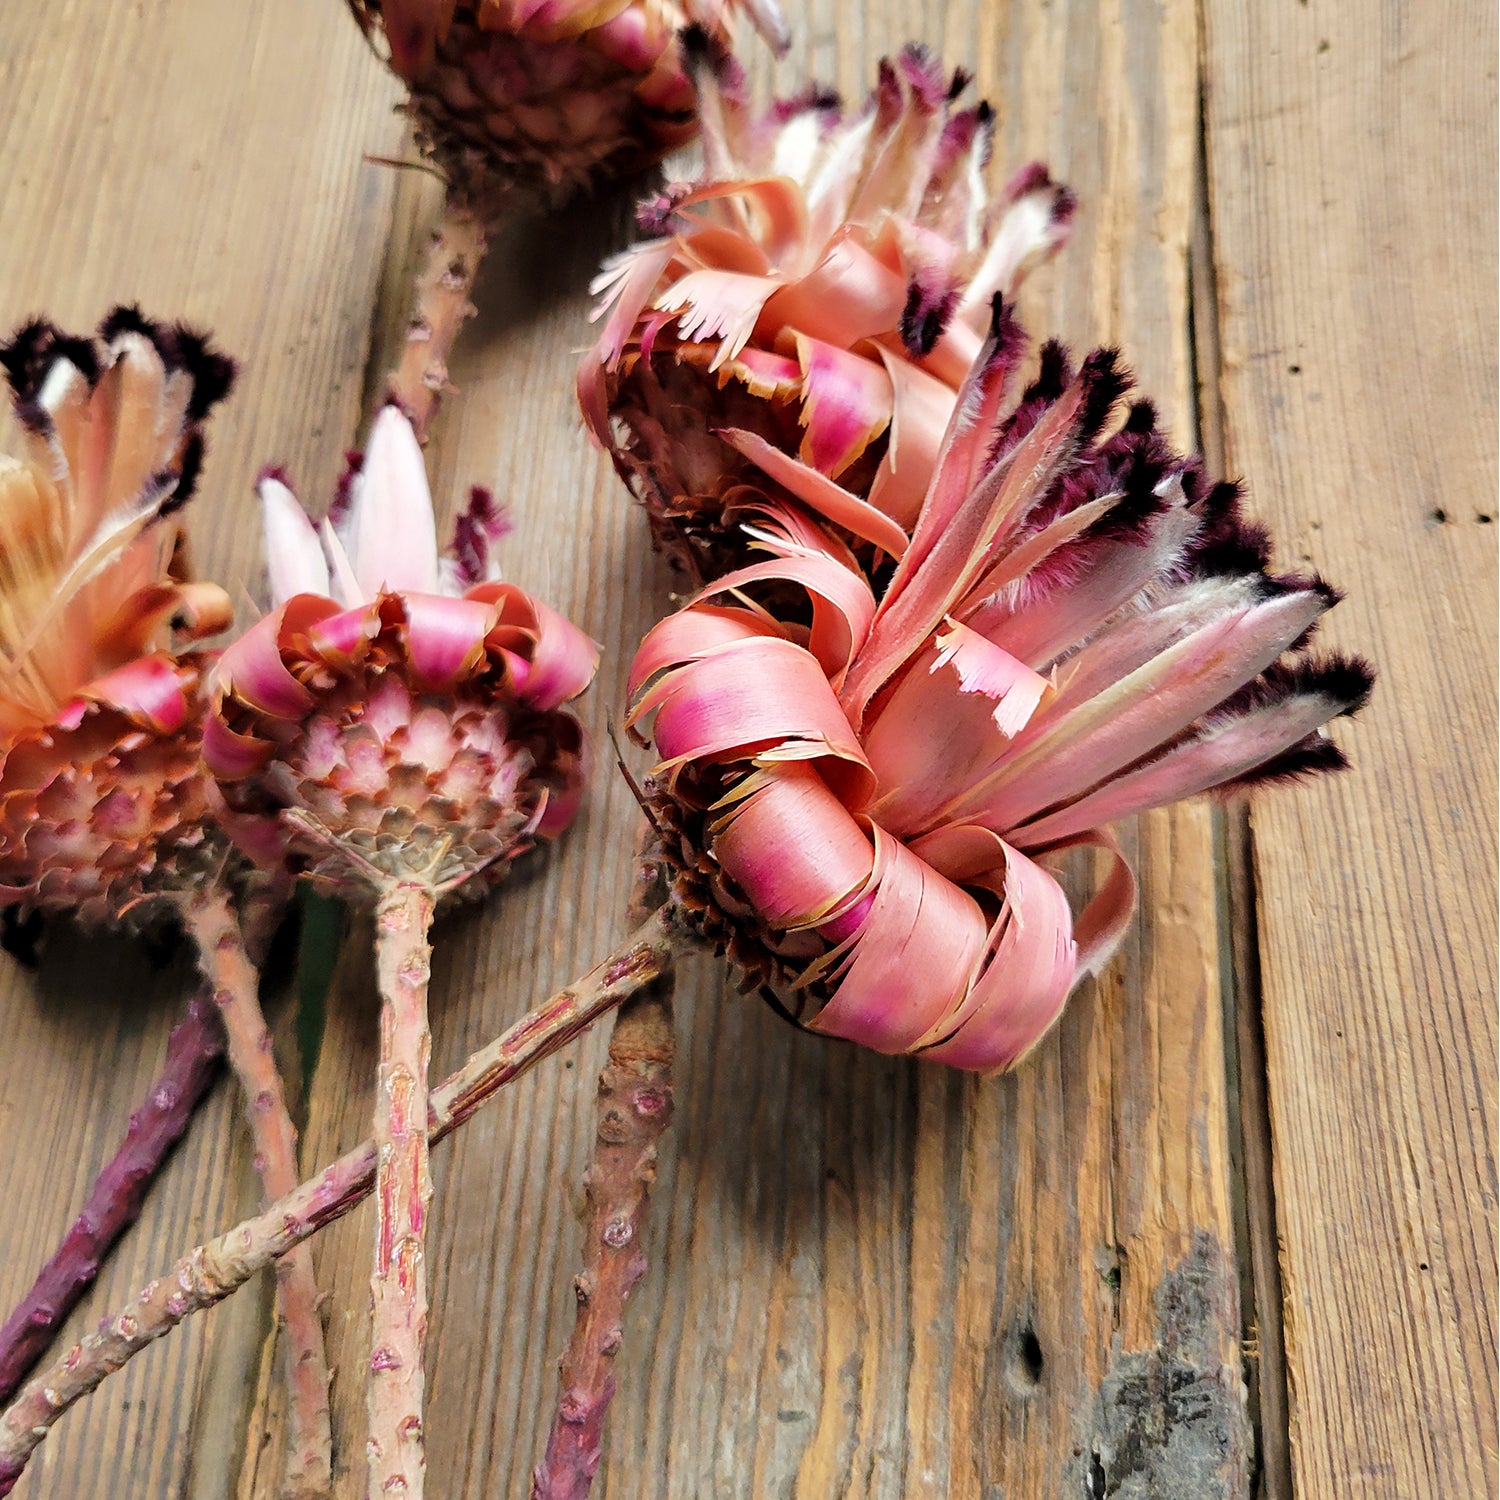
[[597, 1107, 630, 1146], [600, 1327, 623, 1357], [602, 1216, 633, 1250], [573, 1273, 593, 1306], [558, 1391, 589, 1425], [370, 1345, 402, 1372]]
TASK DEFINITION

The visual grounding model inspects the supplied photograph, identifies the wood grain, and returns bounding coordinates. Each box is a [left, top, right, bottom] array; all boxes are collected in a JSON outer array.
[[1201, 2, 1498, 1494], [2, 0, 1485, 1496]]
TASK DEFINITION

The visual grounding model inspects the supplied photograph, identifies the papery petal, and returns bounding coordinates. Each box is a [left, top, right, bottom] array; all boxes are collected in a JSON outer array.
[[918, 842, 1076, 1071], [628, 604, 782, 699], [720, 427, 910, 558], [201, 703, 276, 779], [259, 475, 330, 607], [344, 406, 439, 597], [807, 828, 989, 1054], [400, 592, 492, 689], [712, 763, 875, 929], [794, 335, 893, 477], [75, 654, 191, 733]]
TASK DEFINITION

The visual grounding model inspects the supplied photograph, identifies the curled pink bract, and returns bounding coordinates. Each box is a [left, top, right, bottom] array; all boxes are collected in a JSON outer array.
[[628, 312, 1372, 1072]]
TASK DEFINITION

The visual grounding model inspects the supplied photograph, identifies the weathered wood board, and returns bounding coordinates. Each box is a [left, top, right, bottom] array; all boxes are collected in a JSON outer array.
[[0, 1, 1490, 1496]]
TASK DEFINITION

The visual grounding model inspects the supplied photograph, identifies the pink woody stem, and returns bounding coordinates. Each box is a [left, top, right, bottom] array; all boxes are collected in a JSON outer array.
[[367, 882, 436, 1500], [531, 979, 675, 1500], [0, 986, 224, 1403], [387, 200, 487, 444], [181, 887, 332, 1499], [0, 909, 678, 1496]]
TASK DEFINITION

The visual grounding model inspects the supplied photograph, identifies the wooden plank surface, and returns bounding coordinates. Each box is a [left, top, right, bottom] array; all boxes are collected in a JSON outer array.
[[1200, 2, 1499, 1495], [0, 0, 1488, 1496]]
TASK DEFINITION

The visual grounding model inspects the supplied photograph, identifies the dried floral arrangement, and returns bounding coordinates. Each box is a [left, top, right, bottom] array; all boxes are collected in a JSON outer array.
[[0, 13, 1370, 1500]]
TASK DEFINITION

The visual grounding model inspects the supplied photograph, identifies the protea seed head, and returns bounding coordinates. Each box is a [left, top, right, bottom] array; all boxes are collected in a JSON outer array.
[[0, 309, 236, 928], [627, 313, 1372, 1073], [207, 406, 599, 902], [348, 0, 789, 219], [581, 40, 1076, 580]]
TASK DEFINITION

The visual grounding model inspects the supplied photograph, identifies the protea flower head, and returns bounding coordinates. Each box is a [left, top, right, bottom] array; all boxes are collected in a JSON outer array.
[[0, 309, 236, 927], [205, 405, 599, 901], [626, 314, 1372, 1072], [580, 40, 1076, 580], [347, 0, 789, 218]]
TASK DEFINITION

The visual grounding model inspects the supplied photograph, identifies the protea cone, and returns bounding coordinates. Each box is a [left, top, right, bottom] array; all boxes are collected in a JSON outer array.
[[0, 309, 234, 924], [580, 40, 1076, 580], [206, 404, 598, 1500], [626, 309, 1373, 1071], [349, 0, 789, 217]]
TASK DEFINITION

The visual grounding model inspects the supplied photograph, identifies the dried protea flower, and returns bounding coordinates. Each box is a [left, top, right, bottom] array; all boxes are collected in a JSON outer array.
[[350, 0, 788, 217], [208, 405, 597, 897], [0, 308, 235, 925], [627, 315, 1373, 1071], [206, 404, 599, 1500], [0, 310, 339, 1496], [580, 40, 1076, 580]]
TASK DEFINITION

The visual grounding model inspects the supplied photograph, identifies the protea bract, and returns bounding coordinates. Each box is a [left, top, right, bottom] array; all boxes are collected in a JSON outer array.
[[581, 41, 1076, 580]]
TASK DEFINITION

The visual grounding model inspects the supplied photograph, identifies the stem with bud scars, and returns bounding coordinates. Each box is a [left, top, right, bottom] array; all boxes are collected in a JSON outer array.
[[531, 980, 675, 1500], [0, 909, 679, 1496], [533, 820, 676, 1499], [387, 200, 487, 444], [180, 887, 332, 1500], [367, 883, 436, 1500], [0, 986, 224, 1404]]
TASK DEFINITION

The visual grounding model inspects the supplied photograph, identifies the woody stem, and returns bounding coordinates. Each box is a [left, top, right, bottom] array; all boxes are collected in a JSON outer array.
[[366, 882, 437, 1500], [181, 887, 332, 1500], [531, 979, 675, 1500], [386, 199, 487, 444], [0, 908, 680, 1496], [0, 985, 224, 1404]]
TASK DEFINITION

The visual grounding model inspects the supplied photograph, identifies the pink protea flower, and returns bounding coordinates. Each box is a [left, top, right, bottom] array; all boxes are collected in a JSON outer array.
[[0, 308, 235, 925], [580, 40, 1076, 580], [205, 403, 598, 1500], [349, 0, 789, 217], [206, 404, 598, 893], [627, 315, 1372, 1071]]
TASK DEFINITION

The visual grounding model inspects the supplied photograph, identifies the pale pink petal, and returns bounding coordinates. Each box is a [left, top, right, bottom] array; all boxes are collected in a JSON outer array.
[[75, 653, 190, 733], [758, 232, 906, 349], [319, 518, 364, 608], [219, 608, 319, 717], [654, 269, 782, 367], [258, 475, 329, 607], [867, 349, 954, 528], [628, 604, 781, 699], [918, 843, 1076, 1071], [344, 406, 439, 597]]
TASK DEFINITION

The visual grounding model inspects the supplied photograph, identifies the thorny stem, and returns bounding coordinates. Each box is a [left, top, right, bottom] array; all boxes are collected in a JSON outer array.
[[0, 986, 224, 1404], [181, 887, 332, 1500], [367, 883, 436, 1500], [386, 199, 487, 444], [0, 909, 681, 1496], [531, 981, 676, 1500]]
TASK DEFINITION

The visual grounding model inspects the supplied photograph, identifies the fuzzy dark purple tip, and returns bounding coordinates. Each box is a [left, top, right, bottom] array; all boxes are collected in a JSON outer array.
[[168, 324, 237, 420], [1224, 734, 1350, 791], [900, 277, 959, 357], [328, 450, 365, 529], [1075, 349, 1130, 446]]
